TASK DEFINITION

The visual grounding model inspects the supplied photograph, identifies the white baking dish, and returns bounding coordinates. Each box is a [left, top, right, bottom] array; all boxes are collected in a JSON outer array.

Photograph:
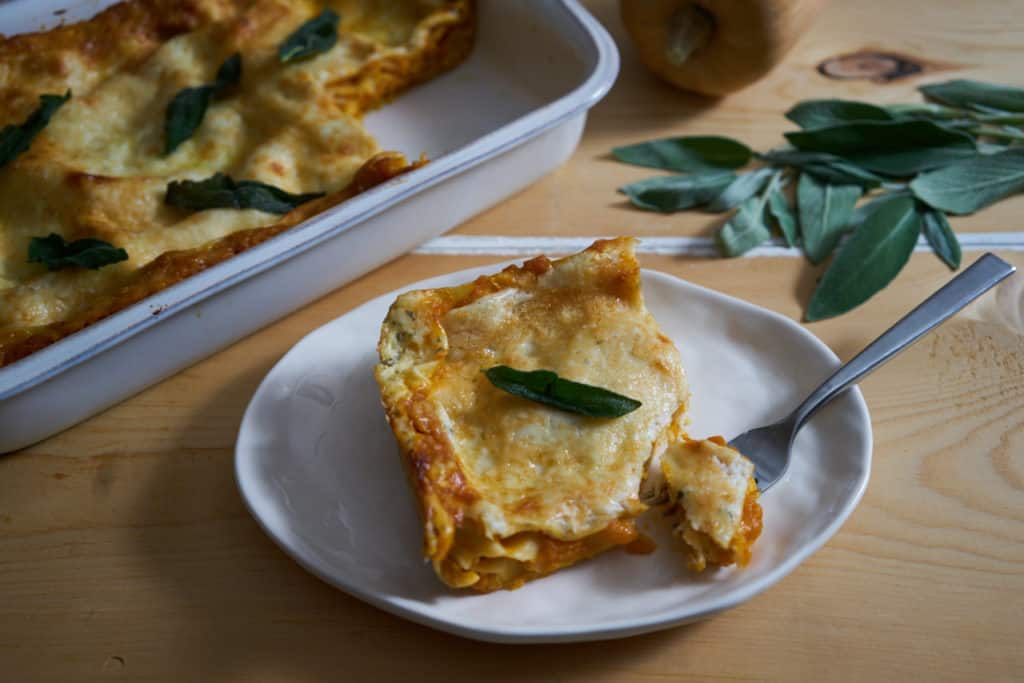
[[0, 0, 619, 452]]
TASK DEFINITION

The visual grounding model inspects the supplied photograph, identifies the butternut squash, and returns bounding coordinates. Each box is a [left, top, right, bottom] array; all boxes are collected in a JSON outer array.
[[621, 0, 826, 96]]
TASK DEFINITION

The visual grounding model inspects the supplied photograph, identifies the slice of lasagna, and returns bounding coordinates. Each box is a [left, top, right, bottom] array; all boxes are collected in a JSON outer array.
[[0, 0, 474, 367], [375, 238, 691, 591]]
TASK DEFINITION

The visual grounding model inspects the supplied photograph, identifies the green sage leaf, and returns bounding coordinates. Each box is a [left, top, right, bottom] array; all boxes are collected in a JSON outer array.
[[886, 102, 963, 121], [612, 136, 752, 172], [767, 189, 798, 247], [797, 173, 861, 264], [921, 209, 961, 270], [619, 171, 735, 212], [279, 9, 341, 63], [705, 166, 774, 212], [717, 196, 772, 256], [165, 173, 324, 214], [785, 119, 977, 176], [786, 99, 892, 129], [759, 149, 884, 188], [484, 366, 641, 418], [920, 79, 1024, 114], [0, 91, 71, 169], [909, 149, 1024, 214], [848, 191, 910, 230], [27, 233, 128, 271], [806, 196, 922, 321], [164, 53, 242, 155]]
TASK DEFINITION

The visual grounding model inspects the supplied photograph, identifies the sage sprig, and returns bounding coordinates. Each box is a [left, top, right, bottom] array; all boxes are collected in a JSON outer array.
[[611, 78, 1024, 320], [164, 53, 242, 155], [484, 366, 642, 418]]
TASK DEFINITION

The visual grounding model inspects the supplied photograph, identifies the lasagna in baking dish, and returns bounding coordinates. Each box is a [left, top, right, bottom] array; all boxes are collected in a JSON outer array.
[[0, 0, 474, 367], [375, 238, 763, 591]]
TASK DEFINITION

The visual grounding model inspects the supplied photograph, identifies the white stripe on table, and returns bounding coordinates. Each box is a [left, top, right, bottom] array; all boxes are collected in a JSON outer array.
[[414, 233, 1024, 257]]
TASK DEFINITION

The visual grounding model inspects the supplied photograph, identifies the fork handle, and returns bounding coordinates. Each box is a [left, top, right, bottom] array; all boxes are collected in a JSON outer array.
[[790, 252, 1016, 433]]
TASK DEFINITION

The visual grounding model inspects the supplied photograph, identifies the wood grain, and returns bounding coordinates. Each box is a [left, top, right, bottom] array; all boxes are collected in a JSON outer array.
[[3, 0, 1024, 680], [1, 252, 1022, 682], [458, 0, 1024, 238]]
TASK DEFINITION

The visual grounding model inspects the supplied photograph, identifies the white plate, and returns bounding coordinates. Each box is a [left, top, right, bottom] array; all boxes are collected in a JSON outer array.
[[235, 263, 872, 643]]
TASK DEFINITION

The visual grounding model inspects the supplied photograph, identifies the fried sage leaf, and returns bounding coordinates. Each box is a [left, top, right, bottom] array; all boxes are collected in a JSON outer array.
[[484, 366, 642, 418], [921, 208, 961, 270], [705, 166, 774, 212], [618, 171, 735, 212], [920, 79, 1024, 114], [785, 119, 976, 176], [612, 136, 752, 172], [279, 9, 340, 63], [797, 173, 861, 264], [785, 99, 892, 130], [806, 196, 922, 321], [0, 91, 71, 169], [165, 173, 324, 214], [164, 53, 242, 155], [909, 149, 1024, 214], [27, 233, 128, 271]]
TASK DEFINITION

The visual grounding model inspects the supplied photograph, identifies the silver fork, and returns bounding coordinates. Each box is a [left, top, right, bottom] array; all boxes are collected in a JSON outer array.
[[732, 252, 1016, 492]]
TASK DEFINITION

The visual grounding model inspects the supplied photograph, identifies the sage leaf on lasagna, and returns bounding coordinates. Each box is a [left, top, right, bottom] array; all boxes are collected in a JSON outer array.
[[484, 366, 642, 418], [279, 9, 340, 63], [27, 233, 128, 271], [164, 52, 242, 155], [0, 91, 71, 169], [165, 173, 325, 214]]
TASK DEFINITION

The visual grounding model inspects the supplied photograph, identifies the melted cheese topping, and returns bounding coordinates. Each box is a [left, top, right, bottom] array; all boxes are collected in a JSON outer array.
[[376, 238, 690, 589], [0, 0, 471, 343], [437, 277, 685, 539]]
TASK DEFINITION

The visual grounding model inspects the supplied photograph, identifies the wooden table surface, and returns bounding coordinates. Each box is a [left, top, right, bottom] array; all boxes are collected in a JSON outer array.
[[3, 1, 1023, 680]]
